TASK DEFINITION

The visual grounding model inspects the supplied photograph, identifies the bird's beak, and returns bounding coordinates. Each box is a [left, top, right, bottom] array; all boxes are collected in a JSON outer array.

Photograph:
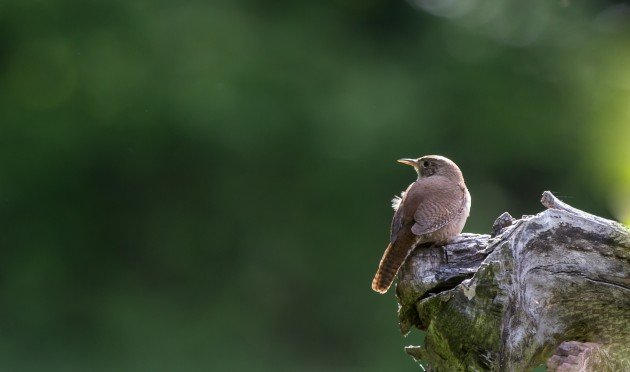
[[397, 158, 418, 167]]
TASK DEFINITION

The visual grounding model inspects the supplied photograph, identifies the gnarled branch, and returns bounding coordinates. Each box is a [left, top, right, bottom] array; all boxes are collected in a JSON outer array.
[[396, 192, 630, 371]]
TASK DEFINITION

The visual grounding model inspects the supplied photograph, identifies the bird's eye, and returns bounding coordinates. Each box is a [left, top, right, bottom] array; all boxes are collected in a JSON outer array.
[[422, 161, 430, 167]]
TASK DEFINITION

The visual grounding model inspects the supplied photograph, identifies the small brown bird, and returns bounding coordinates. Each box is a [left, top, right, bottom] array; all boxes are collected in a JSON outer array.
[[371, 155, 470, 294]]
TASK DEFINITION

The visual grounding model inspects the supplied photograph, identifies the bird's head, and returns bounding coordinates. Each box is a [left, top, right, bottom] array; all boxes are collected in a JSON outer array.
[[397, 155, 463, 181]]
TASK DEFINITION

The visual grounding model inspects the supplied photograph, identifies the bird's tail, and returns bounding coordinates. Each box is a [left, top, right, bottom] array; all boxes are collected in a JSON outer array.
[[371, 241, 414, 294]]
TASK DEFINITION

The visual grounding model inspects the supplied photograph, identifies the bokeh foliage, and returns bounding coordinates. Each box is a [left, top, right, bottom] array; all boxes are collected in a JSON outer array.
[[0, 0, 629, 370]]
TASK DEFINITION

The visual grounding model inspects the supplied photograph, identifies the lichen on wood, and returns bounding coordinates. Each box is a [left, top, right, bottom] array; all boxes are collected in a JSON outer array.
[[396, 192, 630, 371]]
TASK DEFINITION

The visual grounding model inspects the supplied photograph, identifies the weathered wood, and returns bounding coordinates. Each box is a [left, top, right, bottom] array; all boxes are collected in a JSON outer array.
[[396, 191, 630, 371]]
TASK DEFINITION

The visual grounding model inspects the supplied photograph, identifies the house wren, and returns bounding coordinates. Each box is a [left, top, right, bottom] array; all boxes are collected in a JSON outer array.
[[371, 155, 471, 294]]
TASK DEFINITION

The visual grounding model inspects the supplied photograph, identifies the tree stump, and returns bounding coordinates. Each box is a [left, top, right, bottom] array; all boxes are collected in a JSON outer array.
[[396, 191, 630, 371]]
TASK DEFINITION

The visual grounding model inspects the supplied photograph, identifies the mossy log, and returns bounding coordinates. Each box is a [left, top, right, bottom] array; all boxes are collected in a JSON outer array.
[[396, 191, 630, 371]]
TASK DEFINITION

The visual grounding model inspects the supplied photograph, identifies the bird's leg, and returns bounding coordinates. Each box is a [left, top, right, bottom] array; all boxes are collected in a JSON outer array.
[[424, 242, 449, 264]]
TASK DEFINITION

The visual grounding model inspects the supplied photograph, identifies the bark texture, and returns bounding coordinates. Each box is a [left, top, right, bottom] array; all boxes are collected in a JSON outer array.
[[396, 192, 630, 371]]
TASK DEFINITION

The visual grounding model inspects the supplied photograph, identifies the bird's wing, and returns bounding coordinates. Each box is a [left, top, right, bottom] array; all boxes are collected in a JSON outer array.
[[411, 178, 466, 236]]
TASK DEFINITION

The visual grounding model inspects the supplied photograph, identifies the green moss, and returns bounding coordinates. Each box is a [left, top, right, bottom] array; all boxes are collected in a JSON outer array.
[[412, 257, 509, 371], [418, 283, 503, 370]]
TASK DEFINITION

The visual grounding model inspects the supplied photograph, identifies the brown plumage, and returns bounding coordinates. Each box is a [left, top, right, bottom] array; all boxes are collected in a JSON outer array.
[[371, 155, 470, 294]]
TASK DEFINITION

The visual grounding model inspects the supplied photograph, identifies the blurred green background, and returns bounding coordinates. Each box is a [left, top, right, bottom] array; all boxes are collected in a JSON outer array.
[[1, 0, 629, 370]]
